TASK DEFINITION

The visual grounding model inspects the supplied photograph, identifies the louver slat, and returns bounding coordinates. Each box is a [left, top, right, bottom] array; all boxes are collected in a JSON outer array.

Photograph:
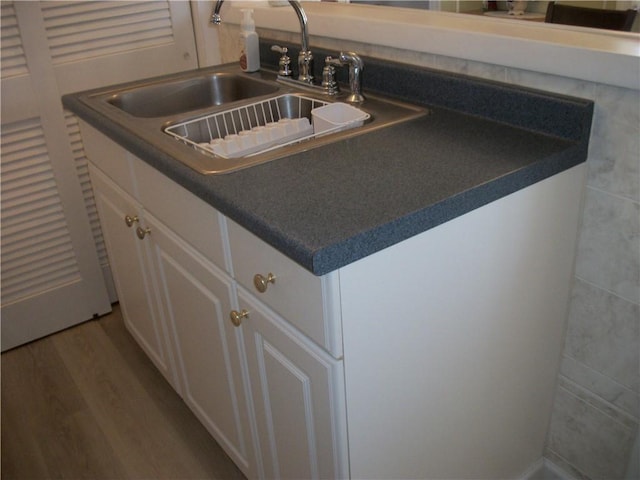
[[48, 24, 173, 61], [0, 118, 81, 306], [41, 1, 162, 23], [0, 2, 28, 78], [45, 7, 169, 35], [64, 112, 108, 268], [41, 1, 174, 65], [46, 17, 171, 45]]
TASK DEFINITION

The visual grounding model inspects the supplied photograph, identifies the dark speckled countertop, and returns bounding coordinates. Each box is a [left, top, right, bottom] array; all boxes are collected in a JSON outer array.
[[63, 41, 593, 275]]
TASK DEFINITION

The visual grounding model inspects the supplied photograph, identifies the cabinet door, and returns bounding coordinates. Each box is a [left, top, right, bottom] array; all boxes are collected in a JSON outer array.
[[237, 289, 349, 480], [90, 167, 178, 389], [1, 0, 198, 350], [0, 2, 112, 351], [145, 214, 256, 479]]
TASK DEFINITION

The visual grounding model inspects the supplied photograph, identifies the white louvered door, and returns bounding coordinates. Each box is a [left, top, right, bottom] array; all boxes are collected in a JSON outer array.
[[0, 1, 198, 351]]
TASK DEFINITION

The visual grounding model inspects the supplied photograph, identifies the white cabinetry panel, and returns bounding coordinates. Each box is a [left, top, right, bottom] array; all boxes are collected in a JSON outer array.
[[90, 166, 177, 389], [228, 220, 343, 358], [148, 214, 255, 476], [238, 288, 349, 480], [339, 165, 587, 479], [85, 127, 257, 479]]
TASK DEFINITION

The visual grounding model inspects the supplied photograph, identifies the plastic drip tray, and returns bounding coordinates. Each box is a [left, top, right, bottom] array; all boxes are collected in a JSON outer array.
[[312, 103, 370, 135]]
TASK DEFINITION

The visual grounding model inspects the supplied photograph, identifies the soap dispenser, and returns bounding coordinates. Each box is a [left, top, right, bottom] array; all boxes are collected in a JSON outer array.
[[240, 9, 260, 72]]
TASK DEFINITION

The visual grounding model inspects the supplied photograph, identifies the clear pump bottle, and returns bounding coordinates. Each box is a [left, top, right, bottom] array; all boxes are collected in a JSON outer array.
[[240, 9, 260, 72]]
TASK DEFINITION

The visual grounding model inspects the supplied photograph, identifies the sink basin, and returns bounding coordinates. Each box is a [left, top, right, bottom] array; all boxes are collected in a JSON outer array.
[[106, 73, 279, 118], [78, 66, 427, 174]]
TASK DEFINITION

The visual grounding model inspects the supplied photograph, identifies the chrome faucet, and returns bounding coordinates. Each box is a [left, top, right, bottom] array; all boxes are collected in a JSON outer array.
[[338, 51, 364, 103], [211, 1, 364, 102], [287, 1, 313, 84], [211, 0, 313, 84], [211, 0, 224, 24]]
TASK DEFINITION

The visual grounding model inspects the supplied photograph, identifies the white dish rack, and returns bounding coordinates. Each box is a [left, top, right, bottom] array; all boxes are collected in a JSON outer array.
[[164, 94, 369, 159]]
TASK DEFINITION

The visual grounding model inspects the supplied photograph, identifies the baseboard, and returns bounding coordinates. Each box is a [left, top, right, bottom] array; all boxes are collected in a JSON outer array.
[[521, 458, 577, 480]]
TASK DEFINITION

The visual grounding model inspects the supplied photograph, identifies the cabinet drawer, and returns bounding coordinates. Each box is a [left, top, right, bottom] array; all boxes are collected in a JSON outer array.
[[228, 220, 342, 358], [131, 158, 229, 272], [80, 121, 135, 196]]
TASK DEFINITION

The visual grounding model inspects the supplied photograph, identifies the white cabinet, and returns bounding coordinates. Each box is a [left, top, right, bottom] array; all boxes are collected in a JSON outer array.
[[143, 213, 256, 478], [83, 123, 256, 479], [234, 287, 348, 480], [337, 164, 587, 479], [227, 219, 343, 358], [83, 122, 586, 479], [90, 167, 178, 390], [227, 219, 349, 479], [84, 122, 349, 480]]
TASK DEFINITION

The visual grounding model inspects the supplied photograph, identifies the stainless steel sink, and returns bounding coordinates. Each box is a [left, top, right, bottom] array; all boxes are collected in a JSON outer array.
[[106, 72, 279, 118], [78, 65, 427, 174]]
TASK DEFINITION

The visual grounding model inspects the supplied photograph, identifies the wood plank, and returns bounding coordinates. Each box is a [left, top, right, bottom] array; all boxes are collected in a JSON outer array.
[[1, 331, 127, 479], [1, 305, 246, 479], [98, 306, 248, 479]]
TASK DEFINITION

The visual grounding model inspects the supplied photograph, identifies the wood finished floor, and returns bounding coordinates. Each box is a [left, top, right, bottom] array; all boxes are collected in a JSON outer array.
[[1, 304, 247, 480]]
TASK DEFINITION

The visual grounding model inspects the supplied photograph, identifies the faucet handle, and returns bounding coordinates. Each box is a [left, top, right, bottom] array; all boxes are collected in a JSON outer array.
[[271, 45, 292, 77], [325, 56, 343, 68], [322, 56, 341, 95]]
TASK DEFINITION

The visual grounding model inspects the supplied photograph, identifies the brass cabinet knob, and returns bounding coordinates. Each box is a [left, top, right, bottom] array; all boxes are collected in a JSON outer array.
[[124, 215, 138, 227], [230, 309, 249, 327], [253, 273, 276, 293], [136, 226, 151, 239]]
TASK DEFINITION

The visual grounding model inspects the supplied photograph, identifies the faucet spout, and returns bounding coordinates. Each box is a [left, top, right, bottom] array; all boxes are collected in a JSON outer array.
[[288, 1, 309, 53], [211, 0, 224, 24], [211, 0, 314, 84], [288, 0, 313, 84]]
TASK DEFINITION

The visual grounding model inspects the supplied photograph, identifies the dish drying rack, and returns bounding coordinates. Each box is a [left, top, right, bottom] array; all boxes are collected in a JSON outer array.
[[164, 94, 369, 159]]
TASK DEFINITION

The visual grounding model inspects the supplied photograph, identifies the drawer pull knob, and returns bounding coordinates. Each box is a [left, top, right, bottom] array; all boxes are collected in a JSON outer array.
[[254, 273, 276, 293], [230, 309, 249, 327], [124, 215, 138, 227], [136, 226, 151, 239]]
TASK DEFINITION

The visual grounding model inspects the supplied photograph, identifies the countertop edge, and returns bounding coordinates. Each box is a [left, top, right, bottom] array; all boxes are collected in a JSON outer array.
[[309, 145, 586, 275], [63, 62, 593, 276]]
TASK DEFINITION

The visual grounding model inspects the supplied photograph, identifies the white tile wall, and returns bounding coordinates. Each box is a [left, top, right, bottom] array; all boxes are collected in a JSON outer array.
[[566, 279, 639, 394], [547, 382, 637, 480], [561, 354, 639, 420], [575, 189, 639, 305], [588, 88, 640, 203]]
